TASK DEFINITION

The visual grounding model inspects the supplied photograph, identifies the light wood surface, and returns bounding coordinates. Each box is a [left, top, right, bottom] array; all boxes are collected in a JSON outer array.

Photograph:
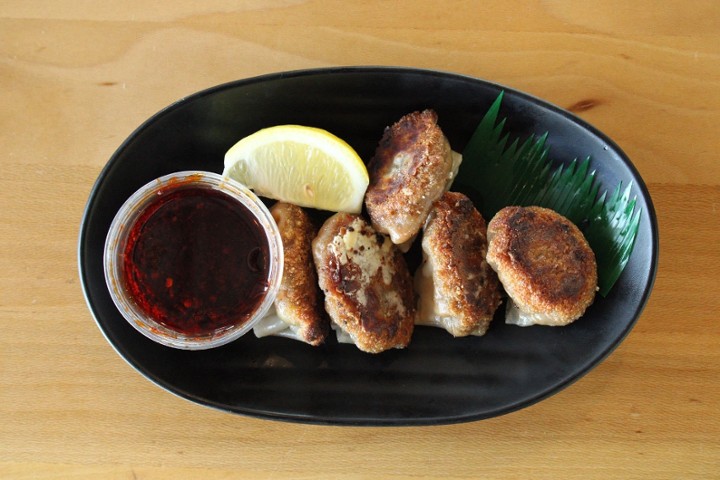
[[2, 1, 719, 478]]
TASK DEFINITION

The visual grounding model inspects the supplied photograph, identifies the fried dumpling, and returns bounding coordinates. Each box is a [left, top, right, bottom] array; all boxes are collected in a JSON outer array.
[[415, 192, 502, 336], [253, 202, 329, 345], [486, 206, 598, 327], [312, 213, 415, 353], [364, 109, 461, 250]]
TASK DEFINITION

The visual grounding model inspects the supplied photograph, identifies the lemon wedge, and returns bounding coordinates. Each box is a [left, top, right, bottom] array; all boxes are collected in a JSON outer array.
[[223, 125, 369, 214]]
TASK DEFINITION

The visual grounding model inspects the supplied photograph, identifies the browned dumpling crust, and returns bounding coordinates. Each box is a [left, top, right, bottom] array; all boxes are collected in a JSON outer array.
[[486, 206, 598, 326], [364, 109, 459, 248], [312, 213, 415, 353], [415, 192, 502, 336], [254, 202, 328, 345]]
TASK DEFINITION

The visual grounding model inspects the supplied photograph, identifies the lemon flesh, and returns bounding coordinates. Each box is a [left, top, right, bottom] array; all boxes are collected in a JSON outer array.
[[223, 125, 369, 214]]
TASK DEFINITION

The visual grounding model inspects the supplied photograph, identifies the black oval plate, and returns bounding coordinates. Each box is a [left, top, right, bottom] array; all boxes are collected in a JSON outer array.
[[78, 67, 658, 426]]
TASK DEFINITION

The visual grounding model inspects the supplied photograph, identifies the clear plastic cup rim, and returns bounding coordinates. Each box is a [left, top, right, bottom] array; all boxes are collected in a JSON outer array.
[[103, 171, 283, 350]]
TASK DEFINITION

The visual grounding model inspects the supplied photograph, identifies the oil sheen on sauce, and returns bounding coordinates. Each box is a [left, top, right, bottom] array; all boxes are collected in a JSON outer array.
[[123, 185, 270, 336]]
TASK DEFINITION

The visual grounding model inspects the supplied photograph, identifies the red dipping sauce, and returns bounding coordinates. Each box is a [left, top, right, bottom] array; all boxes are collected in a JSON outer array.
[[123, 186, 269, 336], [104, 171, 283, 349]]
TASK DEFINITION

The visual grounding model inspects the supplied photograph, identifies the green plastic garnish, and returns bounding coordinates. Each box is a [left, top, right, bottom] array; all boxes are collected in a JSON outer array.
[[457, 92, 641, 296]]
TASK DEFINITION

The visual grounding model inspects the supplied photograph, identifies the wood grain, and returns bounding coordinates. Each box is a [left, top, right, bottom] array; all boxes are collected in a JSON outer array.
[[1, 1, 718, 478]]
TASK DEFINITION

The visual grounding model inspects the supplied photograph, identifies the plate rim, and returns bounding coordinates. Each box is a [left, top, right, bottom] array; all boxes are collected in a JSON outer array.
[[77, 66, 660, 426]]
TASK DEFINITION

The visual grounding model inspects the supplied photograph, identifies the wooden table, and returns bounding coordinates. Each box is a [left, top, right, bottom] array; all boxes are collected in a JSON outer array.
[[2, 1, 718, 478]]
